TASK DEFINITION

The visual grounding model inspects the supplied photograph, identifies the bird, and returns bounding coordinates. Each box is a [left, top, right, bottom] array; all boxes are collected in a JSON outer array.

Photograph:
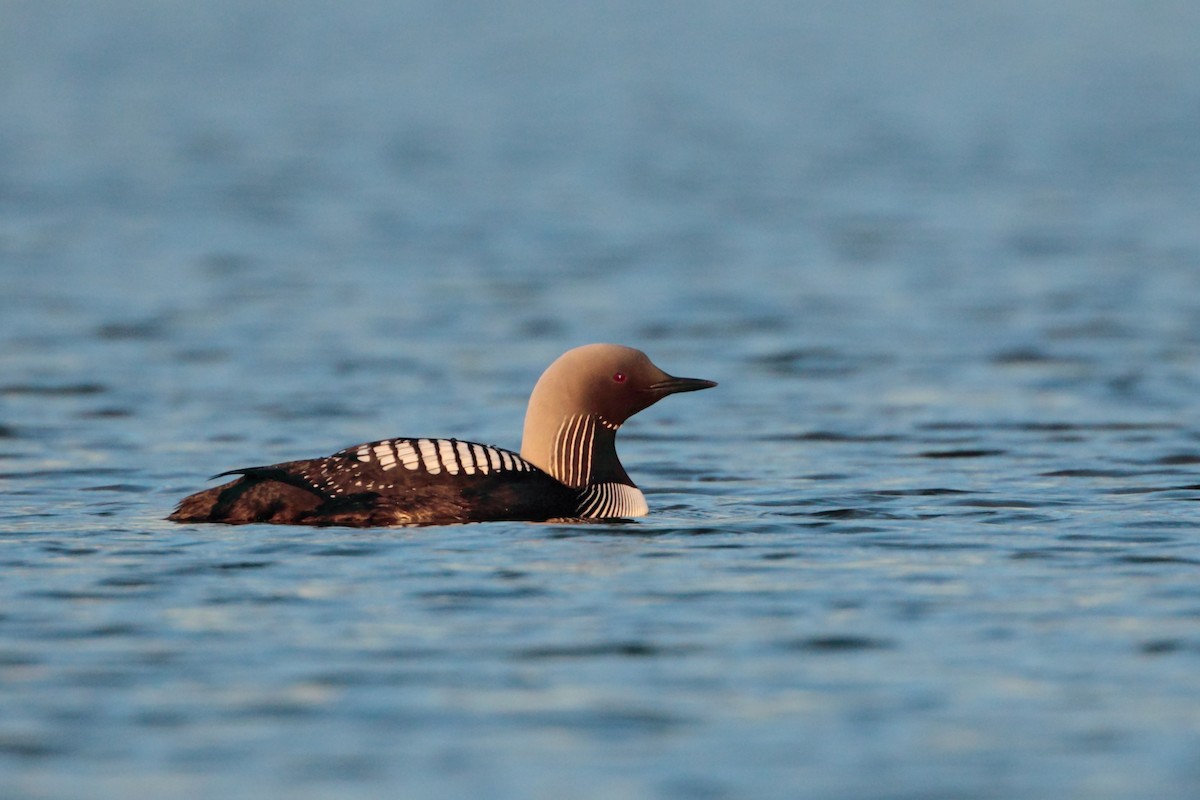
[[168, 343, 716, 527]]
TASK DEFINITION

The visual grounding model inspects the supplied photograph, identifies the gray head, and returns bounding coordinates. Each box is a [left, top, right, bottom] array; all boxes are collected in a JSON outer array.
[[520, 344, 716, 486]]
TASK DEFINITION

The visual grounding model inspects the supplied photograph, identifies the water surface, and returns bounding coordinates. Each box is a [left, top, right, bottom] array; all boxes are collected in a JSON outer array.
[[3, 3, 1200, 798]]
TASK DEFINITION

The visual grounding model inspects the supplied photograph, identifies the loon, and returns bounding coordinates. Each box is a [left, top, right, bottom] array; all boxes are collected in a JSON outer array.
[[168, 344, 716, 527]]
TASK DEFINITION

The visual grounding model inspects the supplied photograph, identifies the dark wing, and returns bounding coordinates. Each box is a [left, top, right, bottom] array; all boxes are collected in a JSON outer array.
[[169, 437, 579, 526]]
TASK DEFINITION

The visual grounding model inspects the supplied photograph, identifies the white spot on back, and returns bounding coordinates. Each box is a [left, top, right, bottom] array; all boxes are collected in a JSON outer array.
[[395, 440, 421, 470], [356, 446, 371, 462], [467, 443, 488, 474], [417, 439, 440, 474], [373, 443, 396, 470], [438, 440, 460, 475], [455, 441, 475, 475]]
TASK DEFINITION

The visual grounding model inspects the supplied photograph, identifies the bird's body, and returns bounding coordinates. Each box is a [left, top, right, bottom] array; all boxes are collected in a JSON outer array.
[[168, 344, 715, 527]]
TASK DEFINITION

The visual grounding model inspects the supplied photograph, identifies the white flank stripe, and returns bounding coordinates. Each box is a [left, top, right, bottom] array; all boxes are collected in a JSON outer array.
[[417, 439, 440, 474], [500, 450, 514, 471], [396, 440, 421, 470], [486, 447, 502, 471]]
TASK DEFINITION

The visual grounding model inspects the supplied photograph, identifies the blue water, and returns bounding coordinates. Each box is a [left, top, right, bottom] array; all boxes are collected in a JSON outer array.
[[4, 2, 1200, 798]]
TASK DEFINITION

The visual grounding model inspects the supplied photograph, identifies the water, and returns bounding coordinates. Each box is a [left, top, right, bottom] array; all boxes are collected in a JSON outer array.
[[3, 2, 1200, 798]]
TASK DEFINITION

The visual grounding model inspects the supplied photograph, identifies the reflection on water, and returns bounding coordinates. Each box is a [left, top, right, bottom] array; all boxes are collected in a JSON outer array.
[[3, 1, 1200, 799]]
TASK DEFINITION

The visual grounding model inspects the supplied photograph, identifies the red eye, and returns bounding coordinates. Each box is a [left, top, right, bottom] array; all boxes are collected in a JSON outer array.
[[612, 372, 627, 383]]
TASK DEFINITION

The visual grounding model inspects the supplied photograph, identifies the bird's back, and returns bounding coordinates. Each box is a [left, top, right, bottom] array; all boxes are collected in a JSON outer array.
[[168, 438, 581, 526]]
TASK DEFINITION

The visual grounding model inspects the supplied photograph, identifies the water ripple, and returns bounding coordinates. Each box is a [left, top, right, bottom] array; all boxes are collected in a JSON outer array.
[[4, 5, 1200, 799]]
